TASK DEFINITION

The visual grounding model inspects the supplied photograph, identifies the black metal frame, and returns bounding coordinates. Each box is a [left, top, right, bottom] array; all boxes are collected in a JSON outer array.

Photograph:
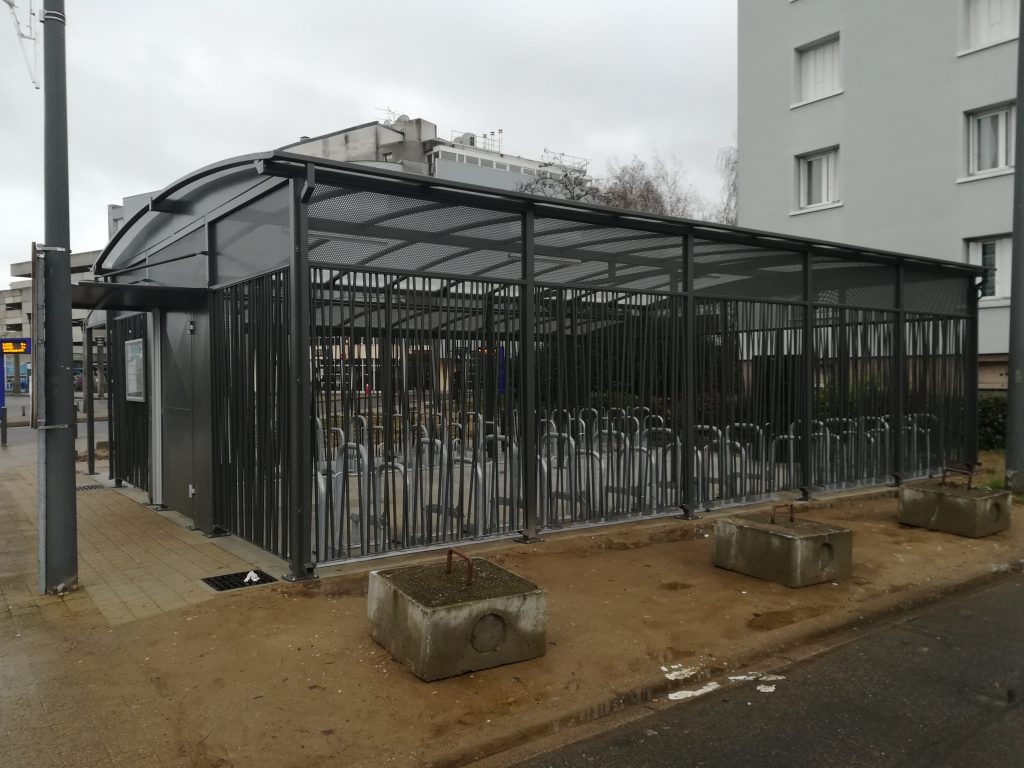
[[90, 154, 982, 580]]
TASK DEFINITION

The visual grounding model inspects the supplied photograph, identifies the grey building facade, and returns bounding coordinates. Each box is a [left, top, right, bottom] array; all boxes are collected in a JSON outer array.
[[737, 0, 1018, 388], [2, 250, 102, 391], [281, 115, 584, 193]]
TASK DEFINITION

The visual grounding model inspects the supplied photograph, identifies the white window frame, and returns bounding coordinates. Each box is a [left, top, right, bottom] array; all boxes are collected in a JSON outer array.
[[797, 148, 840, 210], [968, 103, 1016, 175], [968, 236, 1013, 299], [795, 34, 841, 106], [963, 0, 1020, 51]]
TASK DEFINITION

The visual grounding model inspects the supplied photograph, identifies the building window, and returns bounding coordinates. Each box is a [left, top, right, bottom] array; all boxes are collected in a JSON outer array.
[[797, 148, 839, 208], [797, 35, 841, 103], [968, 104, 1016, 174], [968, 236, 1012, 297], [966, 0, 1020, 49]]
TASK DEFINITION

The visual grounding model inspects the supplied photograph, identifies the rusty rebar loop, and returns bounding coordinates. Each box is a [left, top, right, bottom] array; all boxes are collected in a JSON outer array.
[[446, 548, 474, 586], [941, 466, 975, 490], [769, 502, 795, 524]]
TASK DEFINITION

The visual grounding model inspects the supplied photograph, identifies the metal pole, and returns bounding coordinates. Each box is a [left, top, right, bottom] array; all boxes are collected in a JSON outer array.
[[964, 280, 980, 469], [519, 207, 539, 540], [800, 249, 814, 499], [84, 325, 95, 475], [286, 175, 314, 580], [1, 350, 7, 447], [1005, 10, 1024, 490], [893, 262, 906, 484], [681, 234, 699, 517], [37, 0, 77, 594]]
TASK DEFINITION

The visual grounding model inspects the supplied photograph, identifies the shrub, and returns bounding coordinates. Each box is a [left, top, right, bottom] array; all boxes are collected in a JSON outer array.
[[977, 392, 1007, 451]]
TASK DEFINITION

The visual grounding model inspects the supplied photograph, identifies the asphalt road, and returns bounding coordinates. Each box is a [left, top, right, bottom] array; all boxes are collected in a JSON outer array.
[[517, 573, 1024, 768]]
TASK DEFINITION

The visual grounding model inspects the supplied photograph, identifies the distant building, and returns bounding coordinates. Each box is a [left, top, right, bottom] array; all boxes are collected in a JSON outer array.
[[1, 250, 101, 392], [737, 0, 1018, 389], [280, 114, 587, 192]]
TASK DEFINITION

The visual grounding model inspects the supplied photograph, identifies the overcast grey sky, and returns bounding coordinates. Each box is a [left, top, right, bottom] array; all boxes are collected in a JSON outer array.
[[0, 0, 737, 289]]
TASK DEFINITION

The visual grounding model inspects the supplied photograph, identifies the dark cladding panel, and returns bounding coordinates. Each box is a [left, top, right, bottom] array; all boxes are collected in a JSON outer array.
[[142, 228, 207, 288], [693, 240, 804, 301], [812, 255, 896, 309], [903, 265, 970, 317], [212, 186, 291, 286]]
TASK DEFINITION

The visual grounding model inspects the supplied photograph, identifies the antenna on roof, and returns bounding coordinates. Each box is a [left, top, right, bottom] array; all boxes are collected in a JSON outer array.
[[374, 106, 400, 126]]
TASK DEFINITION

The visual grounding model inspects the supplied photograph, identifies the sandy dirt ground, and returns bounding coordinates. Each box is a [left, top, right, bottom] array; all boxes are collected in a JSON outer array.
[[3, 488, 1023, 768]]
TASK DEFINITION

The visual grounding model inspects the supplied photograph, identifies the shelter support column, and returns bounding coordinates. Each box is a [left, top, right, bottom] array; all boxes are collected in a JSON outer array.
[[893, 263, 905, 484], [519, 207, 539, 541], [800, 250, 814, 499], [287, 174, 315, 581], [681, 234, 698, 517], [84, 325, 95, 475], [964, 277, 979, 468]]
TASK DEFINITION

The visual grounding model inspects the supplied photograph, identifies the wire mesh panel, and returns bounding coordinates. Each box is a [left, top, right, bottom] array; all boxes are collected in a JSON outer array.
[[812, 308, 897, 487], [693, 241, 804, 301], [904, 314, 969, 476], [308, 267, 524, 562], [306, 186, 524, 282], [210, 270, 291, 559], [694, 299, 806, 504]]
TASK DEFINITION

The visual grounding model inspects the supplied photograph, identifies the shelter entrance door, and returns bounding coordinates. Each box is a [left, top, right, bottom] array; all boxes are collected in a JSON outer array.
[[161, 311, 213, 531]]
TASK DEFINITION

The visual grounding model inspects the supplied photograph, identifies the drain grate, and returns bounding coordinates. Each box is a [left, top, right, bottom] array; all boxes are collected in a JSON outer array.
[[201, 569, 277, 592], [76, 484, 104, 491]]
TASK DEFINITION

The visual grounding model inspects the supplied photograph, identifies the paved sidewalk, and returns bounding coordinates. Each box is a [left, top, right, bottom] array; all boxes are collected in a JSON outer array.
[[1, 437, 1023, 767], [0, 465, 258, 627]]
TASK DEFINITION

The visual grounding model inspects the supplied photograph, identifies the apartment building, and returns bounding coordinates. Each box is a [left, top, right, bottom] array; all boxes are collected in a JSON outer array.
[[737, 0, 1018, 388]]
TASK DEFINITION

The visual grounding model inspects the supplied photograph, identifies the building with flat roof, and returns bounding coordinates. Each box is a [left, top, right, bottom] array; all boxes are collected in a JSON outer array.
[[1, 250, 101, 392], [280, 114, 588, 192], [737, 0, 1017, 388]]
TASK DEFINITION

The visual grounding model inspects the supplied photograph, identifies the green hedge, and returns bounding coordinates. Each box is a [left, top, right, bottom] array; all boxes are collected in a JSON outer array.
[[978, 392, 1007, 451]]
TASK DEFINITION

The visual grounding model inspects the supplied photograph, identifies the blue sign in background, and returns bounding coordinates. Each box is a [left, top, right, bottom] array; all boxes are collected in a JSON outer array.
[[0, 338, 32, 410]]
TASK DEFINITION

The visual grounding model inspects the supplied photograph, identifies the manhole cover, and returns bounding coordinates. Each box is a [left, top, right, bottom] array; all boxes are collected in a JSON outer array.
[[201, 570, 277, 592], [76, 484, 104, 491]]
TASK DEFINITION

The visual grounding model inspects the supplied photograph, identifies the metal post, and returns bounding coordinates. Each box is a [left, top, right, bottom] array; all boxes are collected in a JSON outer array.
[[964, 279, 980, 469], [1, 351, 7, 447], [519, 207, 539, 541], [1005, 7, 1024, 490], [84, 325, 95, 474], [286, 175, 314, 580], [800, 250, 814, 499], [893, 262, 906, 484], [681, 234, 699, 517], [37, 0, 77, 594]]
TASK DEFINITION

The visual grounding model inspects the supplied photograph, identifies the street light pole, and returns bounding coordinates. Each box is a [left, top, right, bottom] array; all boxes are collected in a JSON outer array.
[[1007, 9, 1024, 490], [37, 0, 77, 593]]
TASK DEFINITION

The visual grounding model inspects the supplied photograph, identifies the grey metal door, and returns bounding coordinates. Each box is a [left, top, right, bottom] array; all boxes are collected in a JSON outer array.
[[161, 311, 213, 530]]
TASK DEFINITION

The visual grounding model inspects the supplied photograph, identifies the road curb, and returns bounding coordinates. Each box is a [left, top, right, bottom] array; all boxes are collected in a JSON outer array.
[[451, 558, 1024, 768]]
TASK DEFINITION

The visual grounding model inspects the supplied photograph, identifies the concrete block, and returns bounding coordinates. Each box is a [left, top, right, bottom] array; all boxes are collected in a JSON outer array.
[[899, 481, 1012, 538], [368, 558, 546, 681], [712, 516, 853, 588]]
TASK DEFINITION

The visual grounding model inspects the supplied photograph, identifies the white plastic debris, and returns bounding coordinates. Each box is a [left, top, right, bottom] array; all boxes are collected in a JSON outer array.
[[668, 682, 721, 701], [664, 665, 699, 681]]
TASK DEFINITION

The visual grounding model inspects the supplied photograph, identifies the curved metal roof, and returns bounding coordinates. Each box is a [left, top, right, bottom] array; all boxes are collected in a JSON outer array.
[[96, 149, 982, 284]]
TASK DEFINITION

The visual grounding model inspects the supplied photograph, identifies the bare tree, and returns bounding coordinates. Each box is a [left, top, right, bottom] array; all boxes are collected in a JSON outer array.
[[710, 145, 738, 226], [518, 149, 737, 226], [600, 154, 707, 219], [518, 164, 600, 203]]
